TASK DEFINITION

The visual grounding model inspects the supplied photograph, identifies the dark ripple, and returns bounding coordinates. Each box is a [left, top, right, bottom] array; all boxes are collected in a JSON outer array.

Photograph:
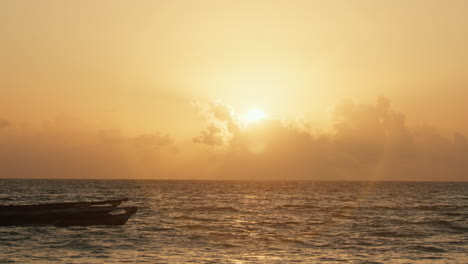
[[426, 220, 468, 232], [407, 245, 448, 253], [184, 206, 240, 213]]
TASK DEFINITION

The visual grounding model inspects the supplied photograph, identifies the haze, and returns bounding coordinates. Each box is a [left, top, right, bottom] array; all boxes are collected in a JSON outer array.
[[1, 0, 467, 181]]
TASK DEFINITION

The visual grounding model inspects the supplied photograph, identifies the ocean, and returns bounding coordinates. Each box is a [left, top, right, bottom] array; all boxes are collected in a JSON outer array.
[[0, 180, 467, 263]]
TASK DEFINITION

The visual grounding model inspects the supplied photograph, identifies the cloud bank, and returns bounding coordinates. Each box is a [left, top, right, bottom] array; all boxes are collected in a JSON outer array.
[[0, 118, 10, 128], [0, 117, 177, 179], [1, 97, 467, 181], [192, 97, 468, 181]]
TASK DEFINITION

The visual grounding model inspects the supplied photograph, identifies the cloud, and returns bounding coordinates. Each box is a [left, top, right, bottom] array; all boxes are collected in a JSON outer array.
[[1, 98, 467, 181], [0, 118, 177, 179], [0, 118, 10, 128], [133, 132, 173, 148], [192, 97, 468, 181], [193, 101, 241, 146]]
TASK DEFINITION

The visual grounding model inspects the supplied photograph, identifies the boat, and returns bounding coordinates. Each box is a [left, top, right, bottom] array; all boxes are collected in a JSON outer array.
[[0, 198, 138, 226]]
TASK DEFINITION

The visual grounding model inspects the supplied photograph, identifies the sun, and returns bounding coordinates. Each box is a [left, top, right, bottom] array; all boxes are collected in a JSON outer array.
[[243, 108, 267, 124]]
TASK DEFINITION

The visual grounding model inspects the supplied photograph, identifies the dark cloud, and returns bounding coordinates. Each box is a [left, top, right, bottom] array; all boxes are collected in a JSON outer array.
[[193, 124, 224, 146]]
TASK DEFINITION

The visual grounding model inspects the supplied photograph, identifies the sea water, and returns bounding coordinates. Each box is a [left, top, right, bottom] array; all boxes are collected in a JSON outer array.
[[0, 180, 467, 263]]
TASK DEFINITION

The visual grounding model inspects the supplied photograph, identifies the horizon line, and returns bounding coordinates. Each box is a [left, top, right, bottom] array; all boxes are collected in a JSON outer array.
[[0, 178, 466, 183]]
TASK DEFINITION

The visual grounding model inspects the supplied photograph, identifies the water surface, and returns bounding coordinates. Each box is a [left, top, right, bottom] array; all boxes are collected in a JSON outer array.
[[0, 180, 467, 263]]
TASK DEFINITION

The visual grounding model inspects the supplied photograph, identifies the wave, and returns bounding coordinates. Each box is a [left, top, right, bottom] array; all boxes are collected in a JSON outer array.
[[427, 220, 468, 232], [280, 204, 319, 209], [358, 205, 466, 211], [370, 231, 425, 238], [406, 245, 447, 253], [183, 206, 240, 213], [256, 220, 303, 227], [220, 243, 237, 248], [374, 218, 467, 230], [144, 227, 175, 232], [177, 224, 208, 230], [411, 205, 466, 211], [171, 215, 219, 222], [279, 238, 308, 246]]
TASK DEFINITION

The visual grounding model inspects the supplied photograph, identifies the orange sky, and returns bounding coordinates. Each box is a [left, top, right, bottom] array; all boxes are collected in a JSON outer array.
[[1, 1, 468, 180]]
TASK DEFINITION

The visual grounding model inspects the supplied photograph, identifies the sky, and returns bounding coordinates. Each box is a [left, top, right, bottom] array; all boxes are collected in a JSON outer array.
[[1, 0, 468, 181]]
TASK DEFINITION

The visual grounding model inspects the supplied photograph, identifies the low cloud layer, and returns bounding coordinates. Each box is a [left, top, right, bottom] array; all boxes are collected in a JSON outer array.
[[0, 118, 10, 128], [1, 97, 467, 181], [192, 97, 468, 181], [0, 117, 177, 179]]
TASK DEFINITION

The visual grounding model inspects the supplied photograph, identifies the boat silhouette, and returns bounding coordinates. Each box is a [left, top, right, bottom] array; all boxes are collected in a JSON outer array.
[[0, 198, 138, 226]]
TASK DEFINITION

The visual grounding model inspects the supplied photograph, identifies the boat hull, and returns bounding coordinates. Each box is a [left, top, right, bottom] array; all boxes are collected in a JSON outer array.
[[0, 199, 138, 226]]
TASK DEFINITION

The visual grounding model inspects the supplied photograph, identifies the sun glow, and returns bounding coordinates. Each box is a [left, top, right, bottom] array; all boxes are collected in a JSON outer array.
[[243, 108, 267, 124]]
